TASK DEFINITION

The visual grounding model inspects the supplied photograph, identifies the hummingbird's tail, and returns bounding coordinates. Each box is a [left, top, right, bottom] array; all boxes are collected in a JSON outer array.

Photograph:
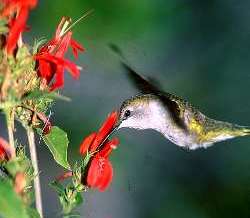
[[229, 124, 250, 138], [204, 121, 250, 145], [240, 127, 250, 136]]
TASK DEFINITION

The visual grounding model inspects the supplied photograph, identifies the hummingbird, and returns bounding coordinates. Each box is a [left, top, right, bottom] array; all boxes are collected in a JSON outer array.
[[109, 46, 250, 150]]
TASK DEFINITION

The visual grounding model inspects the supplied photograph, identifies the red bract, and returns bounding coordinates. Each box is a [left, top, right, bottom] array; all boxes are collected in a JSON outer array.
[[79, 111, 120, 191], [0, 0, 38, 54], [35, 17, 84, 91]]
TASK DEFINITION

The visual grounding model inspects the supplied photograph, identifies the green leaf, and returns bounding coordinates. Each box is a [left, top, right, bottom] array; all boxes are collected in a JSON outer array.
[[0, 180, 29, 218], [39, 126, 71, 170]]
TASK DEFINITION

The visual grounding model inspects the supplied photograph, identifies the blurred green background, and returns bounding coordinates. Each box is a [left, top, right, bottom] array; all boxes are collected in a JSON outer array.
[[11, 0, 250, 217]]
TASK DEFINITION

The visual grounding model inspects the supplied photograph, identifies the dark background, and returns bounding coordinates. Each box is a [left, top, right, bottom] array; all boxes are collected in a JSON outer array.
[[3, 0, 250, 217]]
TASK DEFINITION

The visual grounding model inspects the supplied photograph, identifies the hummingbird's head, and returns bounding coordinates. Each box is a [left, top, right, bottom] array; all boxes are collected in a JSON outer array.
[[116, 94, 165, 131]]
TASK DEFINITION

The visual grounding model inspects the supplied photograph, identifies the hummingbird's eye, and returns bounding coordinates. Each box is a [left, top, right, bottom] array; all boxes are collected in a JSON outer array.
[[124, 110, 131, 119]]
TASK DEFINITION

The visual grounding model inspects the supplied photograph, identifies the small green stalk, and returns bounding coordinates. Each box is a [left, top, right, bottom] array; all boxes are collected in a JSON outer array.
[[27, 127, 44, 218], [4, 108, 16, 158]]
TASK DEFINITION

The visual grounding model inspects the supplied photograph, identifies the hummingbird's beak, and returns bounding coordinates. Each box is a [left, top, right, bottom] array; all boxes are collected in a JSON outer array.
[[105, 119, 121, 139], [97, 119, 121, 149]]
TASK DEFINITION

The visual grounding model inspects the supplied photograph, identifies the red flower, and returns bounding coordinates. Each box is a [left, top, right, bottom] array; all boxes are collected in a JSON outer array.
[[0, 0, 38, 54], [35, 17, 84, 91], [79, 111, 120, 191], [0, 137, 10, 161]]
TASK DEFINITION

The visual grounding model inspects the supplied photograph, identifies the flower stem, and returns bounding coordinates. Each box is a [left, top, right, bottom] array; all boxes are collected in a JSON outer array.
[[4, 108, 16, 158], [27, 127, 43, 218]]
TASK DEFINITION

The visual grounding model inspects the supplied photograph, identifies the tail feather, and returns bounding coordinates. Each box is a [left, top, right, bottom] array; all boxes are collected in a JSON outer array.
[[241, 127, 250, 136], [202, 123, 250, 145]]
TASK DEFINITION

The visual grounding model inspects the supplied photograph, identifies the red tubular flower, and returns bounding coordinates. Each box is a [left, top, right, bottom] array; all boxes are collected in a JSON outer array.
[[35, 17, 84, 90], [79, 111, 120, 191], [0, 0, 38, 54], [90, 111, 118, 152]]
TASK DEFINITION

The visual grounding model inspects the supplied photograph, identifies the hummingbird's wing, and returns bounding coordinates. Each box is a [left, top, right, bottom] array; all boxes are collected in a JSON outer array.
[[120, 62, 188, 131], [109, 43, 162, 93], [120, 62, 162, 94], [109, 43, 188, 130]]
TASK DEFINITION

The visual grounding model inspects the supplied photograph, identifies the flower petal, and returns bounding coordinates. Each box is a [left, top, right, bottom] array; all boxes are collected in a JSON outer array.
[[70, 39, 84, 59], [0, 137, 10, 160], [86, 155, 113, 191], [0, 146, 6, 161], [50, 64, 64, 91], [99, 137, 120, 158], [1, 0, 37, 17], [90, 111, 118, 151], [54, 31, 72, 57], [37, 59, 53, 82], [62, 58, 80, 79], [97, 158, 113, 191], [86, 155, 103, 188], [79, 132, 97, 155], [6, 7, 28, 54]]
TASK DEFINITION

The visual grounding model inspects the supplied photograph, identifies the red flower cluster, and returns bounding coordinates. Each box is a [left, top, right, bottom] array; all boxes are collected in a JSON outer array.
[[0, 0, 37, 54], [35, 17, 84, 91], [79, 111, 119, 191]]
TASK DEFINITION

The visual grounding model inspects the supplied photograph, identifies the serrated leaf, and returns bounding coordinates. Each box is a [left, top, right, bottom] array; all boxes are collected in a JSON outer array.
[[0, 180, 29, 218], [39, 126, 71, 170]]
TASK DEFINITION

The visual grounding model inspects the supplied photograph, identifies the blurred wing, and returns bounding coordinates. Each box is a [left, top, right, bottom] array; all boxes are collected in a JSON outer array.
[[109, 43, 187, 131], [120, 62, 161, 94], [109, 43, 162, 93], [120, 62, 188, 131], [108, 43, 125, 59]]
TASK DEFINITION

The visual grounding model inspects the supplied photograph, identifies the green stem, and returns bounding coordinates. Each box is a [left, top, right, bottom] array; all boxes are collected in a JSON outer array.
[[27, 127, 43, 218], [4, 108, 16, 158]]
